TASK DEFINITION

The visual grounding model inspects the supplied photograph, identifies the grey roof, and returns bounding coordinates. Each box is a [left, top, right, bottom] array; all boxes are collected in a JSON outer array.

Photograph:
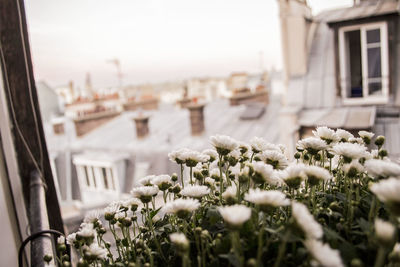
[[298, 106, 376, 129], [286, 21, 336, 109], [321, 0, 399, 24], [70, 98, 281, 152], [45, 97, 282, 179]]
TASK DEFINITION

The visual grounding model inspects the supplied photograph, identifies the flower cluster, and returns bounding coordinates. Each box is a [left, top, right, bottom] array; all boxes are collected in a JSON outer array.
[[63, 127, 400, 267]]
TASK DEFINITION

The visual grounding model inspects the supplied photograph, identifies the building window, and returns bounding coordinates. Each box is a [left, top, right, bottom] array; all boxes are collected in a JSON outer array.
[[77, 164, 118, 192], [339, 22, 389, 104]]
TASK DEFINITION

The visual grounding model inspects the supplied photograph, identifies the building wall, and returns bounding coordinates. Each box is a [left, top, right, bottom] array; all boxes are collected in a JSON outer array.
[[36, 81, 61, 122]]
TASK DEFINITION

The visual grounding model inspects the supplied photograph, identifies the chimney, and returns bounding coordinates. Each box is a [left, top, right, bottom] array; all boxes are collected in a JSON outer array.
[[73, 110, 120, 136], [277, 0, 312, 83], [52, 122, 64, 135], [187, 103, 205, 136], [133, 115, 150, 139]]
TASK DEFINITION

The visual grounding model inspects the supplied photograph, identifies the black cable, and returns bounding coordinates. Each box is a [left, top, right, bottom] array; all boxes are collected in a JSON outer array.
[[18, 229, 65, 267]]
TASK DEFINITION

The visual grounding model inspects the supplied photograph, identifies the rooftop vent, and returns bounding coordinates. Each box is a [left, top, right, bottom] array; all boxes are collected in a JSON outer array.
[[133, 115, 150, 139], [187, 103, 205, 136], [240, 103, 266, 120]]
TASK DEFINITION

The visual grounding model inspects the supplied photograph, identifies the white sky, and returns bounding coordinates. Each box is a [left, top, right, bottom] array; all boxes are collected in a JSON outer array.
[[25, 0, 352, 88]]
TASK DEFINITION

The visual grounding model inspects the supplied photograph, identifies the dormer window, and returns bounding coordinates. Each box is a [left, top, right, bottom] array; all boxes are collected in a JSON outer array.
[[339, 22, 389, 104], [73, 154, 124, 205]]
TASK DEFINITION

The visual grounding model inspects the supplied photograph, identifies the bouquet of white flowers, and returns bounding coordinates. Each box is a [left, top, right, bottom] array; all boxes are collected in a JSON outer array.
[[54, 127, 400, 267]]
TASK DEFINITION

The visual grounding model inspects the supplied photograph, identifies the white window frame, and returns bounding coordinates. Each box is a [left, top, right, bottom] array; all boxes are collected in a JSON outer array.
[[339, 21, 389, 105]]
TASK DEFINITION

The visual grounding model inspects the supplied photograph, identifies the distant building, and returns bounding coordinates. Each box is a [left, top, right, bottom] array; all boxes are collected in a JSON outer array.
[[278, 0, 400, 159], [36, 81, 62, 122], [45, 95, 282, 227]]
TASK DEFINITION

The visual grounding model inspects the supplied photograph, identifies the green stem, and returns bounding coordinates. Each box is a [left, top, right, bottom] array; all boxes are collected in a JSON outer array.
[[219, 154, 224, 204], [231, 231, 244, 267], [190, 167, 193, 185], [257, 220, 265, 267], [180, 164, 185, 189], [273, 230, 290, 267], [374, 247, 387, 267]]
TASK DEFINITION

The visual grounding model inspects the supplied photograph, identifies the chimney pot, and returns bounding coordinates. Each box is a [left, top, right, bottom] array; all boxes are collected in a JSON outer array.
[[187, 103, 205, 136], [133, 115, 150, 139], [52, 122, 65, 135]]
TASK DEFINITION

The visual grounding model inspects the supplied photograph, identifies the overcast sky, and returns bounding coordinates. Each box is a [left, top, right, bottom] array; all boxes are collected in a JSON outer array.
[[25, 0, 352, 88]]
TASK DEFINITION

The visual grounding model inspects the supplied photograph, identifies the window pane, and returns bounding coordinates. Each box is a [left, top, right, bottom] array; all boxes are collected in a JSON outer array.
[[84, 167, 90, 186], [110, 169, 116, 190], [367, 29, 380, 43], [367, 47, 382, 78], [345, 30, 363, 97], [368, 82, 382, 95], [102, 168, 108, 189], [91, 167, 96, 187]]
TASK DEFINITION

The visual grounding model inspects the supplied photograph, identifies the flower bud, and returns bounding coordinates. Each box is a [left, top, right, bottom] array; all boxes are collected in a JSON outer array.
[[375, 136, 385, 147], [43, 254, 53, 263]]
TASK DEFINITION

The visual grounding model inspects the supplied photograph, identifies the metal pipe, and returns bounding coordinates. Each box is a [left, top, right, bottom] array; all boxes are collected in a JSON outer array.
[[30, 170, 54, 267]]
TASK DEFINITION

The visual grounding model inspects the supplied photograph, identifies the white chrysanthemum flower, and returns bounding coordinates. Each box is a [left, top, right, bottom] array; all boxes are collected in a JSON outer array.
[[182, 150, 209, 165], [218, 204, 251, 228], [78, 223, 96, 237], [131, 186, 159, 203], [222, 186, 237, 202], [202, 149, 218, 161], [365, 159, 400, 178], [84, 209, 101, 223], [332, 142, 367, 161], [250, 137, 281, 153], [375, 218, 396, 245], [291, 202, 323, 239], [227, 149, 241, 160], [304, 239, 344, 267], [245, 188, 290, 208], [260, 150, 288, 170], [313, 126, 339, 144], [252, 162, 281, 185], [151, 174, 173, 190], [343, 160, 364, 177], [115, 211, 126, 220], [168, 148, 190, 164], [210, 167, 223, 180], [87, 243, 108, 259], [181, 185, 210, 198], [336, 129, 354, 142], [238, 142, 251, 154], [170, 232, 189, 251], [210, 135, 239, 155], [204, 177, 215, 186], [57, 236, 65, 245], [280, 164, 306, 189], [392, 242, 400, 254], [122, 198, 141, 208], [163, 198, 200, 218], [131, 186, 159, 197], [104, 202, 121, 217], [66, 233, 76, 245], [138, 175, 156, 186], [349, 137, 364, 145], [152, 174, 172, 186], [303, 165, 332, 185], [297, 137, 327, 154], [358, 130, 374, 139], [370, 178, 400, 204]]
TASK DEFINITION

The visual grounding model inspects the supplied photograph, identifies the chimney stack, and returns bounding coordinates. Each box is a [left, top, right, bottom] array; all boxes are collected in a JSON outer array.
[[277, 0, 312, 83], [52, 118, 65, 135], [188, 103, 205, 136], [133, 115, 150, 139]]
